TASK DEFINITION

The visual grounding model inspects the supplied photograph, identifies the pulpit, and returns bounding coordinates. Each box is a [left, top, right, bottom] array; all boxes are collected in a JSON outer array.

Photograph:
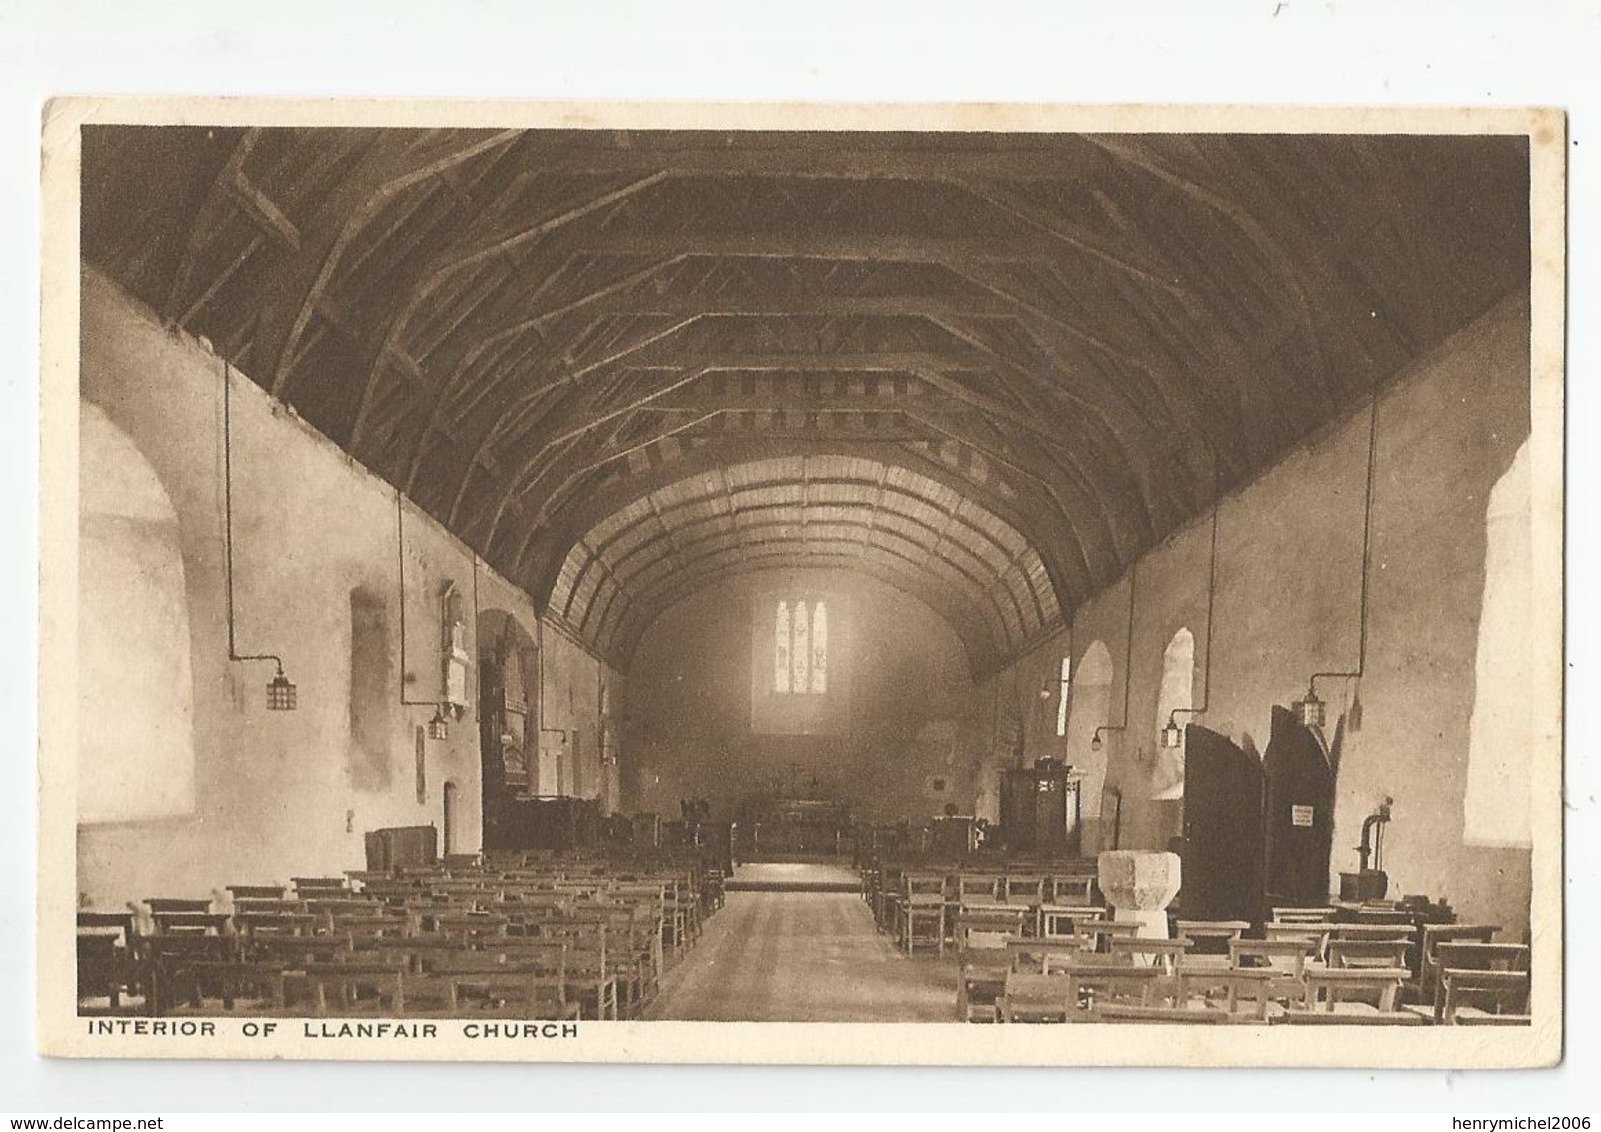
[[999, 761, 1082, 853]]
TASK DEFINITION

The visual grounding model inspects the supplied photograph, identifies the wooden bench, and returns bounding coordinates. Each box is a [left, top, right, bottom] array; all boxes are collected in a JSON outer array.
[[1001, 971, 1076, 1023], [1414, 942, 1529, 1023], [1092, 1002, 1231, 1024], [1301, 965, 1410, 1013], [1281, 1008, 1425, 1025], [1327, 937, 1413, 970], [1232, 937, 1319, 981], [1441, 968, 1530, 1024], [77, 913, 140, 1013], [1038, 903, 1101, 941], [1176, 964, 1281, 1022], [900, 874, 948, 957], [293, 961, 406, 1016], [1107, 935, 1192, 975]]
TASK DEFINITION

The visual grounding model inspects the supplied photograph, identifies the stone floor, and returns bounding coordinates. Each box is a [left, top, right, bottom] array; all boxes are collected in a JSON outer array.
[[645, 882, 958, 1022]]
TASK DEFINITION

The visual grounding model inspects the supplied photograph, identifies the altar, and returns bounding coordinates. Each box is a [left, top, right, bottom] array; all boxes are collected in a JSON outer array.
[[735, 795, 853, 860]]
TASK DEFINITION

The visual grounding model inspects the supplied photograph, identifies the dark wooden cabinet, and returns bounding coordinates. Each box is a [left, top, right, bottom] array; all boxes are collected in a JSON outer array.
[[364, 824, 439, 872], [1000, 763, 1081, 854], [488, 796, 604, 851]]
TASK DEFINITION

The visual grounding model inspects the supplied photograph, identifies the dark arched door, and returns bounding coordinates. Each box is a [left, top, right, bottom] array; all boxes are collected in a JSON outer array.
[[1180, 725, 1265, 924], [1262, 705, 1337, 906]]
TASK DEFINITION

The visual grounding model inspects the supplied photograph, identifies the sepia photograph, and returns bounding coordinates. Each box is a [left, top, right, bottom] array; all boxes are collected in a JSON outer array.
[[34, 97, 1564, 1072]]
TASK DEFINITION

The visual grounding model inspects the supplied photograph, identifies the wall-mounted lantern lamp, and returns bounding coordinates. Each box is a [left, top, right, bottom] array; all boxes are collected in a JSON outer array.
[[1291, 685, 1327, 730], [265, 666, 298, 711], [221, 361, 297, 711]]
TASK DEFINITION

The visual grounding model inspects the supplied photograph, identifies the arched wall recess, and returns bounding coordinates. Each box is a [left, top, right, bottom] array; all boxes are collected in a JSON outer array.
[[1463, 439, 1533, 849], [1151, 627, 1195, 800], [78, 401, 198, 823], [1066, 640, 1114, 822]]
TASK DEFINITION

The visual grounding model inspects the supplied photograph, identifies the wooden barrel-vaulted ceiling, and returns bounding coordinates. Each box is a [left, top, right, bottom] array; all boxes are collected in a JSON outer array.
[[80, 125, 1530, 677]]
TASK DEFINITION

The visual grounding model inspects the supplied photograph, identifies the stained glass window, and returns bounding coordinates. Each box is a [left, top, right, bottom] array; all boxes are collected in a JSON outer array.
[[811, 601, 828, 693], [775, 601, 791, 693], [792, 600, 810, 692], [774, 598, 830, 695]]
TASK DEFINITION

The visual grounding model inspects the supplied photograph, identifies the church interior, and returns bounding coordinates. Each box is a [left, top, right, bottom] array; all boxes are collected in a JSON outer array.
[[72, 125, 1539, 1026]]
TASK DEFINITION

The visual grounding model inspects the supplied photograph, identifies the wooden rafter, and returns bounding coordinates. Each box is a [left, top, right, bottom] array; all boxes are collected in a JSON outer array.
[[82, 127, 1530, 673]]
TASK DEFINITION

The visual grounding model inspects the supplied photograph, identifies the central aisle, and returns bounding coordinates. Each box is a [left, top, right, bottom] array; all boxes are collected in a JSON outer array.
[[644, 890, 959, 1022]]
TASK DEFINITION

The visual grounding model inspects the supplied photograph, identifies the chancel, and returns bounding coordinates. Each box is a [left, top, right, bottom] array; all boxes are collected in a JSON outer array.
[[72, 124, 1542, 1027]]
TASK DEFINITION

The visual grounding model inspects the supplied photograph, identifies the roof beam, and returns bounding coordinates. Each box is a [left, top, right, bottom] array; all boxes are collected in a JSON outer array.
[[566, 293, 1016, 320], [402, 255, 686, 492], [623, 351, 991, 373], [226, 169, 302, 252], [515, 438, 1055, 608], [626, 388, 980, 414], [517, 143, 1092, 181], [249, 129, 524, 398], [571, 231, 1048, 265]]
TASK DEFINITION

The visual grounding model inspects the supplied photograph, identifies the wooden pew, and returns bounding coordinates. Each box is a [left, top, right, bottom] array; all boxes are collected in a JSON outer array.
[[77, 912, 140, 1013], [1176, 964, 1280, 1023], [953, 913, 1020, 1023], [899, 873, 948, 957], [1001, 971, 1076, 1023], [1441, 968, 1531, 1024], [294, 961, 406, 1016], [1299, 966, 1410, 1014], [1108, 935, 1193, 976], [1418, 942, 1529, 1024], [1092, 1002, 1231, 1024]]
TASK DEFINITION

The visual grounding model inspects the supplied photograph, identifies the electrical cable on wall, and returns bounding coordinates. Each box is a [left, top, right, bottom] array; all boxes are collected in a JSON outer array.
[[222, 359, 297, 711], [1295, 394, 1381, 731], [396, 490, 451, 740], [1091, 563, 1138, 753]]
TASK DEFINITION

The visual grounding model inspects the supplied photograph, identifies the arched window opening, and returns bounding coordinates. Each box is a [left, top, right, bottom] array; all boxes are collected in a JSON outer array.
[[348, 587, 395, 790], [792, 600, 811, 692], [811, 602, 828, 693], [1464, 439, 1532, 848], [78, 401, 196, 823], [1066, 641, 1113, 820], [773, 597, 830, 695], [1055, 655, 1072, 737], [774, 601, 791, 693], [1152, 628, 1196, 801]]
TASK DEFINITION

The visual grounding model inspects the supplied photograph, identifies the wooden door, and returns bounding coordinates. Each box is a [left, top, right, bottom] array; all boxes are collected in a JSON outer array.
[[1262, 705, 1337, 905], [1180, 725, 1265, 923]]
